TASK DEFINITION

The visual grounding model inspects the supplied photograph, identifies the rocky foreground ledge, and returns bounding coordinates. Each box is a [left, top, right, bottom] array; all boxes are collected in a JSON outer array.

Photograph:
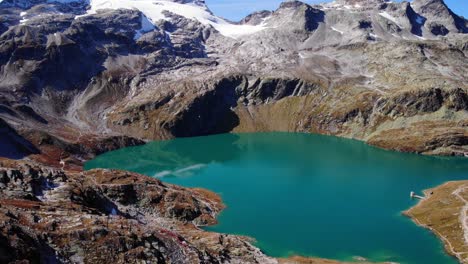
[[0, 158, 276, 263], [1, 158, 392, 264], [405, 181, 468, 264]]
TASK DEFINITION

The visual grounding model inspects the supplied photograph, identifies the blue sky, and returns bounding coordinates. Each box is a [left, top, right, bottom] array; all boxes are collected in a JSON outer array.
[[206, 0, 468, 21]]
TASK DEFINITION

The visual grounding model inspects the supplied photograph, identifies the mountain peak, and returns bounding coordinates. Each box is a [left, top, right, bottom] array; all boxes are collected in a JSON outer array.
[[412, 0, 467, 34], [412, 0, 451, 16], [413, 0, 446, 5], [79, 0, 267, 38]]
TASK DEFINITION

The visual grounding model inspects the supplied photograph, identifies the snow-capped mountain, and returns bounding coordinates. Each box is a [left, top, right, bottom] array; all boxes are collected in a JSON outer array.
[[83, 0, 267, 38], [1, 0, 268, 38], [2, 0, 466, 40]]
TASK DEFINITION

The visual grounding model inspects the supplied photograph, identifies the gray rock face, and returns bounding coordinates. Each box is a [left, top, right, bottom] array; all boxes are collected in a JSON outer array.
[[0, 0, 466, 159], [240, 10, 272, 25], [412, 0, 467, 34]]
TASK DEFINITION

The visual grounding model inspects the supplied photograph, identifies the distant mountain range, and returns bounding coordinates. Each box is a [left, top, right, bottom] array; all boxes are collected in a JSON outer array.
[[0, 0, 467, 163]]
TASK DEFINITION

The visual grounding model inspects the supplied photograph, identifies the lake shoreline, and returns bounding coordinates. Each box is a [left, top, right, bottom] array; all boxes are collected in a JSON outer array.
[[2, 132, 466, 263], [86, 133, 466, 264], [405, 181, 468, 264], [0, 157, 385, 264]]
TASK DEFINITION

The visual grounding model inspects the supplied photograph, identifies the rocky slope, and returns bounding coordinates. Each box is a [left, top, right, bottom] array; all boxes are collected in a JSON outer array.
[[0, 0, 466, 162]]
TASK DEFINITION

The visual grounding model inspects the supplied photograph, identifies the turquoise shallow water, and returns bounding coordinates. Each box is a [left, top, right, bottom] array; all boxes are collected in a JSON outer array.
[[85, 133, 468, 264]]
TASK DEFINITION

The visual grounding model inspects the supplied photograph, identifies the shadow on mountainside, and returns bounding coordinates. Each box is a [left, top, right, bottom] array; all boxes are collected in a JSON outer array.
[[0, 118, 39, 159]]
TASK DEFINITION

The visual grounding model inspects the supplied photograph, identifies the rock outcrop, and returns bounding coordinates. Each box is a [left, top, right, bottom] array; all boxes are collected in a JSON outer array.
[[0, 159, 276, 264], [412, 0, 468, 35]]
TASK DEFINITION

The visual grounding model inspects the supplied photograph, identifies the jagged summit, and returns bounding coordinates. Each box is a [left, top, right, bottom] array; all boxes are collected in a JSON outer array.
[[239, 10, 272, 26], [412, 0, 457, 19], [412, 0, 467, 34]]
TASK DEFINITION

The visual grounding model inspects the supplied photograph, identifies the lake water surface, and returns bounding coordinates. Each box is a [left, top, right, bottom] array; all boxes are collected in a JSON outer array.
[[85, 133, 468, 264]]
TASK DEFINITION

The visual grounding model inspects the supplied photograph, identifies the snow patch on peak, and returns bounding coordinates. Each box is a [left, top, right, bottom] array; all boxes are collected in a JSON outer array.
[[83, 0, 267, 38], [331, 26, 344, 34]]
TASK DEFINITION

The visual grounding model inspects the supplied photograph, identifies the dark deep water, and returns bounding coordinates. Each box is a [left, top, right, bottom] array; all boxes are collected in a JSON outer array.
[[85, 133, 468, 264]]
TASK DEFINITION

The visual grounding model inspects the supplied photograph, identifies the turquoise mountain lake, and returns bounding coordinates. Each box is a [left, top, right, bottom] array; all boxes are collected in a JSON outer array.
[[85, 133, 468, 264]]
